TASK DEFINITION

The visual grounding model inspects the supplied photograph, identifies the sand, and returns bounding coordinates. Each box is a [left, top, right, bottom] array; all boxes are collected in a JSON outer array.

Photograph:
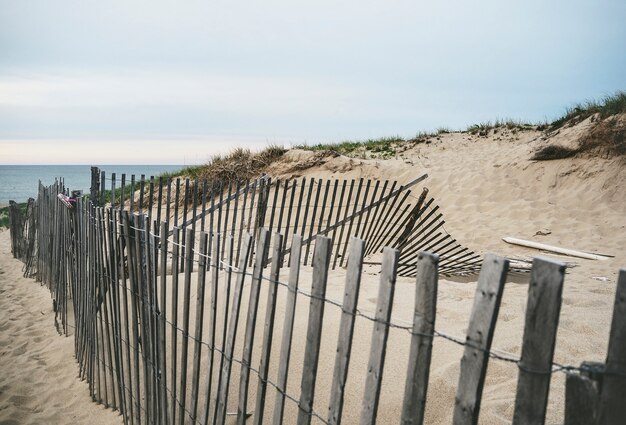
[[1, 115, 625, 424], [264, 119, 625, 423], [0, 230, 123, 425]]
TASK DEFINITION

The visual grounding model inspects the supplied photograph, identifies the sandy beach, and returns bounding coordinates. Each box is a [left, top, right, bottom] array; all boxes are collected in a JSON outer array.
[[1, 115, 625, 424], [0, 230, 123, 425]]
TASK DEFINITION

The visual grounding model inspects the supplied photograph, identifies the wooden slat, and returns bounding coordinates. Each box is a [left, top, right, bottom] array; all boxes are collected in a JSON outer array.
[[327, 237, 365, 425], [358, 180, 382, 241], [177, 228, 195, 424], [237, 228, 271, 424], [139, 214, 154, 420], [304, 179, 322, 265], [173, 178, 180, 228], [214, 234, 253, 425], [300, 177, 315, 250], [598, 269, 626, 425], [158, 221, 169, 423], [156, 177, 164, 228], [365, 184, 404, 256], [339, 178, 363, 268], [200, 179, 208, 232], [359, 247, 399, 425], [100, 170, 106, 206], [297, 235, 332, 425], [282, 179, 298, 266], [124, 211, 142, 423], [272, 235, 303, 425], [352, 179, 371, 240], [190, 232, 209, 422], [202, 232, 221, 425], [210, 234, 233, 425], [180, 178, 190, 272], [253, 233, 285, 425], [290, 178, 306, 244], [148, 176, 155, 225], [169, 226, 181, 424], [118, 210, 134, 424], [400, 252, 439, 425], [138, 175, 146, 212], [235, 179, 250, 264], [512, 257, 565, 425], [120, 174, 126, 211], [453, 254, 509, 425], [565, 372, 599, 425]]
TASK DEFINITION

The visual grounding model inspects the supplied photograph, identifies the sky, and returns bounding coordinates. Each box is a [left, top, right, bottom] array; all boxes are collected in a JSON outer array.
[[1, 0, 625, 164]]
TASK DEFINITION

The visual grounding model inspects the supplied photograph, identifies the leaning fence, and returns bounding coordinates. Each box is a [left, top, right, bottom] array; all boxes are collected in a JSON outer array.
[[7, 167, 626, 425]]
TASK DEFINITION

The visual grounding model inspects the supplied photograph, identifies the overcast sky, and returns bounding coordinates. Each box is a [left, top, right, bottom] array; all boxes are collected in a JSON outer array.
[[1, 0, 625, 164]]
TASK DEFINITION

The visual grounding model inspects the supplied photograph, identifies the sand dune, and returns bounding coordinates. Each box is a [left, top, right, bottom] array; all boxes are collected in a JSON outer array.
[[0, 230, 122, 425], [1, 115, 625, 424]]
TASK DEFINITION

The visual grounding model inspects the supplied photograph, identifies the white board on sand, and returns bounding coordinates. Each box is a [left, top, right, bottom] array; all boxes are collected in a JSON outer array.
[[502, 237, 610, 261]]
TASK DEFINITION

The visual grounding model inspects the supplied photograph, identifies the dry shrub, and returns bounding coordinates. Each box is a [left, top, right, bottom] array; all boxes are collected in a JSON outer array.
[[532, 145, 577, 161], [578, 116, 626, 156], [533, 114, 626, 161], [198, 144, 287, 190], [165, 145, 287, 207]]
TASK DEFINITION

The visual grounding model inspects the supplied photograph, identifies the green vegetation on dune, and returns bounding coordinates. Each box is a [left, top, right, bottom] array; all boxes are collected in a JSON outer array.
[[0, 202, 28, 229], [96, 145, 288, 204], [76, 91, 626, 206], [293, 91, 626, 160], [548, 91, 626, 131], [466, 119, 539, 136], [293, 136, 404, 158]]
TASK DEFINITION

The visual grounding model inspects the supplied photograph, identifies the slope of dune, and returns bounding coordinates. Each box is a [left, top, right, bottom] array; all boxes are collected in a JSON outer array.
[[262, 115, 625, 423]]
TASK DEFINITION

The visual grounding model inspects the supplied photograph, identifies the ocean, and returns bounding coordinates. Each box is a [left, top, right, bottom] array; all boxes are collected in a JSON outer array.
[[0, 165, 183, 205]]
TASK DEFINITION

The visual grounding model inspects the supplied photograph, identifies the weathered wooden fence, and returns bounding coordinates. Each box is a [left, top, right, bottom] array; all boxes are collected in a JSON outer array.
[[7, 169, 625, 425], [77, 167, 491, 276]]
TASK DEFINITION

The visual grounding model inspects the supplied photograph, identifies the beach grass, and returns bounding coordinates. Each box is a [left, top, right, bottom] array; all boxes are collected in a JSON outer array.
[[549, 91, 626, 131], [0, 203, 28, 229], [293, 136, 404, 158]]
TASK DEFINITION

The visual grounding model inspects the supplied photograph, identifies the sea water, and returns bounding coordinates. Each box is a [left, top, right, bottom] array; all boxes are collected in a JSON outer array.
[[0, 165, 183, 205]]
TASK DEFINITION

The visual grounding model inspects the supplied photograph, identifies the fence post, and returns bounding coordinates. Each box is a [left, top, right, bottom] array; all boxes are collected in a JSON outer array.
[[400, 252, 439, 425], [564, 362, 604, 425], [91, 166, 100, 207], [359, 247, 399, 425], [297, 235, 332, 425], [237, 228, 271, 424], [190, 232, 209, 423], [598, 269, 626, 425], [215, 234, 253, 425], [177, 227, 195, 425], [453, 254, 509, 425], [328, 237, 365, 425], [272, 235, 303, 425], [253, 232, 285, 425], [513, 257, 566, 425]]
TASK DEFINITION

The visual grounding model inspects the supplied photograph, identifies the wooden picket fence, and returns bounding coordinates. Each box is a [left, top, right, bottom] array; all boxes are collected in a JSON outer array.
[[7, 169, 625, 425]]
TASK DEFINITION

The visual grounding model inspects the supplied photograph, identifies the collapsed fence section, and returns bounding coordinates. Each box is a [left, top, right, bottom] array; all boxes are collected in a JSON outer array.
[[87, 167, 493, 276], [7, 175, 626, 425]]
